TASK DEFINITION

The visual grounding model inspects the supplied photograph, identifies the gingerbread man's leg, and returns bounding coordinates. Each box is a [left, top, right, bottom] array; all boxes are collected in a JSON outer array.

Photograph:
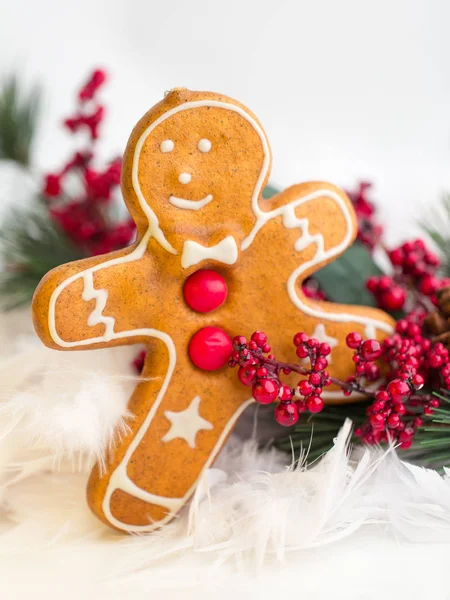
[[87, 343, 251, 532]]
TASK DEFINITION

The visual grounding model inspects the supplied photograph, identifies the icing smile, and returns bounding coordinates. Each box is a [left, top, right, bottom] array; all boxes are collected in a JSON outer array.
[[169, 194, 213, 211]]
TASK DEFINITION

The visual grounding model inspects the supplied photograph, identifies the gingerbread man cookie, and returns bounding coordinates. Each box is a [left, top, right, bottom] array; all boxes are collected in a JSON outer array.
[[32, 89, 394, 533]]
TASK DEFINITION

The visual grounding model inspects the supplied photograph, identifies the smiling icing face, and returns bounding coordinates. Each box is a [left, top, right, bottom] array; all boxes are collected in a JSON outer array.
[[122, 89, 270, 257]]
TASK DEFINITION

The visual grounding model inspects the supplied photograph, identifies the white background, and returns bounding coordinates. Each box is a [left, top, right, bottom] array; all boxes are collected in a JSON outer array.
[[2, 0, 450, 242]]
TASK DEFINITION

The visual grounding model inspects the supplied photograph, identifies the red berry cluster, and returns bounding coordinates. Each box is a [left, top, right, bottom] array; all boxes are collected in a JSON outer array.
[[343, 332, 382, 396], [42, 70, 136, 256], [63, 69, 107, 140], [367, 239, 448, 312], [354, 315, 446, 447], [229, 331, 331, 427], [366, 275, 407, 312], [346, 182, 383, 250]]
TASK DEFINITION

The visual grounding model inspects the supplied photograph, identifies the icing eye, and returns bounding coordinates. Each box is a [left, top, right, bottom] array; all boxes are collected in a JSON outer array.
[[160, 139, 174, 153], [197, 139, 212, 153]]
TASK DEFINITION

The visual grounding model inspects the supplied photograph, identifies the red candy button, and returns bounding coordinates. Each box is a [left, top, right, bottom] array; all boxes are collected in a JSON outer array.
[[189, 327, 232, 371], [183, 269, 227, 313]]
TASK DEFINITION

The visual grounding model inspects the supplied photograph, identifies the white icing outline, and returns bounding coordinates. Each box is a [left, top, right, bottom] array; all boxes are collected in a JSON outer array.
[[47, 96, 394, 532], [169, 194, 213, 211], [181, 236, 239, 269]]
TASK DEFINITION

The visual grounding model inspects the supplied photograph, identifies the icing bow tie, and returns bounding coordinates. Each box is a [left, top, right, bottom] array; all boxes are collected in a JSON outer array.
[[181, 236, 239, 269]]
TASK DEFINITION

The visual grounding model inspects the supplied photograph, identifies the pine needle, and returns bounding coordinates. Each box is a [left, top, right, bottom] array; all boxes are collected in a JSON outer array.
[[422, 194, 450, 276], [0, 75, 40, 166], [0, 202, 85, 309]]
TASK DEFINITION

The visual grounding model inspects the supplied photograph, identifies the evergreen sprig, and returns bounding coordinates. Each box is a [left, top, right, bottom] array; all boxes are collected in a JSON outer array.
[[0, 76, 40, 166], [422, 193, 450, 277], [0, 201, 85, 309], [274, 395, 450, 470]]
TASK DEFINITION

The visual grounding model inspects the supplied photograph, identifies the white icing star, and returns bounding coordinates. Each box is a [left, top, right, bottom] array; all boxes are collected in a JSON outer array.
[[311, 323, 338, 364], [161, 396, 213, 448]]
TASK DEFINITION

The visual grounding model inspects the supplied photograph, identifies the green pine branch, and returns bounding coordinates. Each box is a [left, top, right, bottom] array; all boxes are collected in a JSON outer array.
[[273, 395, 450, 470], [0, 75, 40, 166], [422, 193, 450, 277], [0, 201, 85, 309]]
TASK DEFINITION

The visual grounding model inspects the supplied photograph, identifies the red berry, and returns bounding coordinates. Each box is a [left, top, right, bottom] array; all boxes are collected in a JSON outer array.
[[413, 239, 426, 251], [402, 241, 414, 253], [256, 367, 268, 378], [309, 372, 322, 386], [411, 374, 424, 389], [377, 276, 393, 291], [298, 380, 314, 396], [429, 353, 443, 368], [396, 320, 408, 334], [43, 174, 61, 197], [274, 402, 299, 426], [389, 248, 404, 265], [296, 345, 309, 358], [307, 338, 319, 348], [407, 323, 421, 338], [262, 344, 271, 353], [380, 287, 406, 311], [233, 336, 247, 348], [387, 414, 400, 429], [418, 274, 439, 296], [386, 379, 411, 403], [424, 251, 440, 266], [279, 384, 293, 402], [314, 357, 328, 371], [361, 339, 382, 361], [295, 399, 307, 413], [346, 332, 362, 349], [376, 390, 390, 402], [252, 379, 279, 404], [394, 403, 406, 416], [366, 276, 378, 292], [306, 395, 324, 413], [372, 400, 385, 412], [238, 366, 257, 386], [365, 362, 380, 381], [370, 413, 385, 431], [251, 331, 267, 348], [189, 327, 233, 371], [319, 343, 331, 356], [293, 332, 309, 346]]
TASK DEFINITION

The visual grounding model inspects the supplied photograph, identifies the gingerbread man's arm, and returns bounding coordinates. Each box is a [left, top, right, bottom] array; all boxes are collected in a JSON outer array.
[[243, 181, 357, 284], [32, 232, 151, 351]]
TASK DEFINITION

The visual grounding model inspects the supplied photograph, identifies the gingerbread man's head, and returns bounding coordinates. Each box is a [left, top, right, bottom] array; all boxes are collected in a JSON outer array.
[[121, 89, 271, 260]]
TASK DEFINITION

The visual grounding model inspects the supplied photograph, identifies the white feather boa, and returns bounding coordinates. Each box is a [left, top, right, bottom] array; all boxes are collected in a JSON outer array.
[[2, 310, 450, 599]]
